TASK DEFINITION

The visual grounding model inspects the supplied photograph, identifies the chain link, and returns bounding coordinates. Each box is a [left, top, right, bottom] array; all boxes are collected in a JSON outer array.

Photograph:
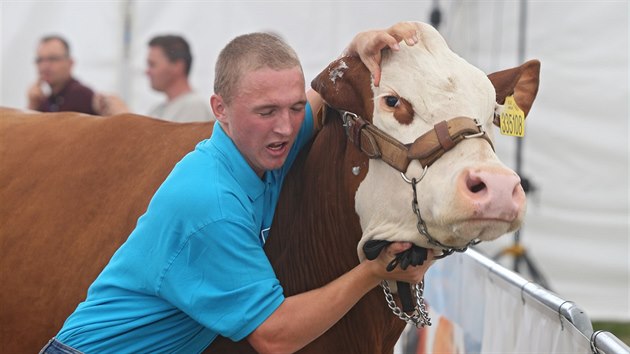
[[380, 280, 431, 328], [411, 178, 431, 238]]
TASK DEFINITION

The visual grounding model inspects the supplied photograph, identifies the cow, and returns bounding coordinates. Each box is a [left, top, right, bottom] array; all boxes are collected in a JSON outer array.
[[0, 22, 539, 354]]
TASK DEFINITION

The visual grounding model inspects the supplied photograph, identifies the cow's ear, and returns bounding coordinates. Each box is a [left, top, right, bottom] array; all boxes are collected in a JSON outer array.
[[311, 56, 373, 120], [488, 59, 540, 123]]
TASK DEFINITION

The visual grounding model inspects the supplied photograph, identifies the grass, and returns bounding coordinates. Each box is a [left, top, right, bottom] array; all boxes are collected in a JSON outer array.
[[592, 321, 630, 347]]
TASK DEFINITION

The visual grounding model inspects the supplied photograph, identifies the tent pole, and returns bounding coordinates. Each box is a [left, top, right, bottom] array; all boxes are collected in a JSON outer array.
[[494, 0, 551, 290], [119, 0, 133, 103]]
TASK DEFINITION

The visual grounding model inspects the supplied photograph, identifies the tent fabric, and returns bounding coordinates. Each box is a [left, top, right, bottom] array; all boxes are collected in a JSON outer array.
[[1, 1, 628, 321]]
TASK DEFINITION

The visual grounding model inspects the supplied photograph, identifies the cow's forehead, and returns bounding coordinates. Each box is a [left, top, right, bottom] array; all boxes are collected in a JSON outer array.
[[376, 27, 495, 140]]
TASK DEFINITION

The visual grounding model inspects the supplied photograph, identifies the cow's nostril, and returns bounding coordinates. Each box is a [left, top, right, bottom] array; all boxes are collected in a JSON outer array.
[[466, 173, 487, 193], [470, 182, 486, 193]]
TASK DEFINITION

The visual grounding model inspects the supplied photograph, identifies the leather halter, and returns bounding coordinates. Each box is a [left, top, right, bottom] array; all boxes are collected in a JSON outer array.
[[321, 104, 494, 257], [321, 104, 494, 173]]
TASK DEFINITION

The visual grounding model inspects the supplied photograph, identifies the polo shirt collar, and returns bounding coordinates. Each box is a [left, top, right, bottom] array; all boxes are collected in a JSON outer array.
[[210, 123, 268, 200]]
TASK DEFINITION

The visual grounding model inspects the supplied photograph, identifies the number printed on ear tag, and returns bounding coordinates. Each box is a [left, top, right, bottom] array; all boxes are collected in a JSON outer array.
[[500, 95, 525, 137]]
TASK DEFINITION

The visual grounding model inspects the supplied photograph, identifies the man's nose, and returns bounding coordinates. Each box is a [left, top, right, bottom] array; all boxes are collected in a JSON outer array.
[[274, 110, 294, 136]]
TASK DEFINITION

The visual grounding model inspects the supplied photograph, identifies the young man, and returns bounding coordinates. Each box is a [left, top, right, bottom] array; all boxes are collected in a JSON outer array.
[[41, 22, 429, 354], [95, 35, 214, 122], [27, 35, 98, 114]]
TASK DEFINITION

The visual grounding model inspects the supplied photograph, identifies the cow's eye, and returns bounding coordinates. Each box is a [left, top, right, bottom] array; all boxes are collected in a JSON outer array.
[[384, 96, 399, 108]]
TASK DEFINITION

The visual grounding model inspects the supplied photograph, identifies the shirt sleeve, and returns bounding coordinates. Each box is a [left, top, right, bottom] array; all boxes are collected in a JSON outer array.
[[175, 99, 214, 122], [156, 203, 284, 341]]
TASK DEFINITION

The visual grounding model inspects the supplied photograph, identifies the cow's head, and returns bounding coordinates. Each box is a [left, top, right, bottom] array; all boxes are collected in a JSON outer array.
[[311, 22, 540, 260]]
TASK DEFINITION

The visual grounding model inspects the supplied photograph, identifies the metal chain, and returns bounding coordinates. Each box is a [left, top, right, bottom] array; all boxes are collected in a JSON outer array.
[[379, 165, 483, 327], [410, 178, 431, 238], [380, 280, 432, 328], [410, 177, 479, 259]]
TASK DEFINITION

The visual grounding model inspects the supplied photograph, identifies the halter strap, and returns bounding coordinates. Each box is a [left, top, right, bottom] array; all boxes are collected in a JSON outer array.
[[330, 105, 494, 172]]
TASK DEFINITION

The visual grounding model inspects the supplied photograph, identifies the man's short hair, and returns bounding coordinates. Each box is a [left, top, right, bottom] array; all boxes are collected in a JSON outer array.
[[214, 32, 302, 104], [40, 35, 71, 56], [148, 35, 193, 76]]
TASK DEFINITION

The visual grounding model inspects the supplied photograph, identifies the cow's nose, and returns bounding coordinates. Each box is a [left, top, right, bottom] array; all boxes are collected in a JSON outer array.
[[459, 168, 526, 221]]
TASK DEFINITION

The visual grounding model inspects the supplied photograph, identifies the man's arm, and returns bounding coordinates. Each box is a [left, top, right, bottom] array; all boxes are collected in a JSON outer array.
[[92, 93, 130, 116], [248, 242, 432, 354]]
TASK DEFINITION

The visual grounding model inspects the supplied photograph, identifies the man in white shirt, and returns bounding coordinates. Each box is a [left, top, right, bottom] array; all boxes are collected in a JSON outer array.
[[145, 35, 214, 122], [95, 35, 214, 122]]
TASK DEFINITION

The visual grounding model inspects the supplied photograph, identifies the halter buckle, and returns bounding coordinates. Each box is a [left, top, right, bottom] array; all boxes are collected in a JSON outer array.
[[463, 118, 486, 139]]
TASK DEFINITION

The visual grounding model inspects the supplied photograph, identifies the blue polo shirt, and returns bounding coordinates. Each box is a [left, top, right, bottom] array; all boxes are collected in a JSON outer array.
[[56, 105, 314, 353]]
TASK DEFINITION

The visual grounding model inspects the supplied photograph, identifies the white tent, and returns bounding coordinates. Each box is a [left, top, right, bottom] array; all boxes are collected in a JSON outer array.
[[2, 0, 628, 322]]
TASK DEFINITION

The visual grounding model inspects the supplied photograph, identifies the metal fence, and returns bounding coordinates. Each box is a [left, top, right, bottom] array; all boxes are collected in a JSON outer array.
[[394, 248, 629, 354]]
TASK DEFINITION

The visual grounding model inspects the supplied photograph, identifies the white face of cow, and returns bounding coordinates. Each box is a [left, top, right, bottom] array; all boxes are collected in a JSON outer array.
[[355, 23, 527, 258]]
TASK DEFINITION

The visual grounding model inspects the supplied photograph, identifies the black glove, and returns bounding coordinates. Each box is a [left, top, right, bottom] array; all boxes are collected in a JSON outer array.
[[362, 240, 429, 313], [363, 240, 429, 269]]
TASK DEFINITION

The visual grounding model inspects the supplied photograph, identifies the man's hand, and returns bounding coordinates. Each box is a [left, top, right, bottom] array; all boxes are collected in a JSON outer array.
[[92, 93, 130, 116], [27, 79, 47, 110], [344, 21, 421, 87], [367, 241, 433, 285]]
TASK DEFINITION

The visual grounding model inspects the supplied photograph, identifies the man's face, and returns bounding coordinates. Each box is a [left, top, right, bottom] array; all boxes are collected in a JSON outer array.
[[213, 66, 307, 177], [35, 39, 72, 87], [145, 46, 178, 92]]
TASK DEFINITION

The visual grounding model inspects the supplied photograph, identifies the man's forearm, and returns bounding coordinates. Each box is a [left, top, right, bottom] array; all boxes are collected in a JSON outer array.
[[247, 261, 380, 354]]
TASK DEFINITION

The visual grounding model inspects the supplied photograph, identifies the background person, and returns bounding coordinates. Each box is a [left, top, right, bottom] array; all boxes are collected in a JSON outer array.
[[27, 35, 98, 114], [95, 35, 214, 122]]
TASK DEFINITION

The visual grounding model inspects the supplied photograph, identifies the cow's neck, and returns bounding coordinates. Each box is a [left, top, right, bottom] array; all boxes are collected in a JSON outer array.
[[263, 113, 407, 353], [266, 118, 364, 292]]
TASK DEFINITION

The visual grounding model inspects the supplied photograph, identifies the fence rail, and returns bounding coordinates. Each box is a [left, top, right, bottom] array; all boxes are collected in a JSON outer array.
[[395, 248, 630, 354]]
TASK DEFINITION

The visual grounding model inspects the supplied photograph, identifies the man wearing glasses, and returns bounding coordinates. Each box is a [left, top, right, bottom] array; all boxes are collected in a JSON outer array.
[[27, 35, 97, 114]]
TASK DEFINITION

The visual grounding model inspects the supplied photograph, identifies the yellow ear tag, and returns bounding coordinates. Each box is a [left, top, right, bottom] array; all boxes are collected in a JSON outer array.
[[500, 95, 525, 137]]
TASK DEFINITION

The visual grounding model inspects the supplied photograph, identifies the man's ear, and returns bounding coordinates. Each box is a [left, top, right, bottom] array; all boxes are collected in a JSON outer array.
[[488, 59, 541, 125], [210, 94, 227, 124]]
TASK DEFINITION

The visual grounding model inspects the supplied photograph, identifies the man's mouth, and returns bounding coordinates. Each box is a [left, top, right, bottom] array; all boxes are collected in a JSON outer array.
[[267, 141, 288, 153], [268, 142, 285, 149]]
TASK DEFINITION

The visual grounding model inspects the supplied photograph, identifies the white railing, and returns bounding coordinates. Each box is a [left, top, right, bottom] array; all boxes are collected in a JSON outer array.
[[394, 248, 629, 354]]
